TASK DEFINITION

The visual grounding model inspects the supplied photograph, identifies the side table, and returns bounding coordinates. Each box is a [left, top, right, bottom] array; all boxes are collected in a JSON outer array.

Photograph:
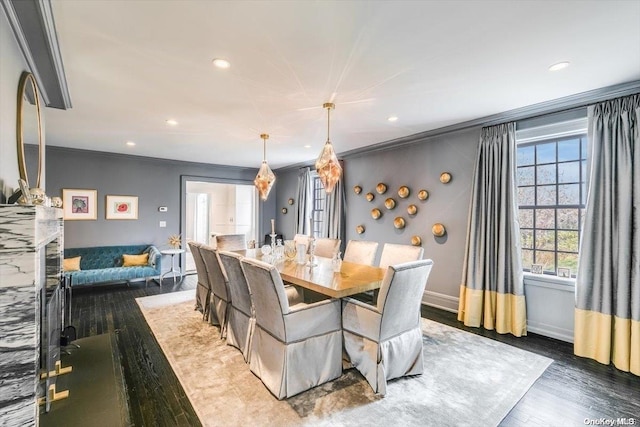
[[160, 248, 186, 285]]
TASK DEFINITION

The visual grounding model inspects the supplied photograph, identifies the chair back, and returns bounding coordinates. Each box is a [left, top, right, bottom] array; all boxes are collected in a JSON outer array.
[[344, 240, 379, 265], [378, 243, 424, 270], [314, 238, 341, 258], [241, 258, 289, 342], [187, 241, 209, 289], [293, 234, 310, 253], [199, 245, 229, 301], [215, 234, 247, 251], [377, 259, 433, 341], [218, 251, 252, 317]]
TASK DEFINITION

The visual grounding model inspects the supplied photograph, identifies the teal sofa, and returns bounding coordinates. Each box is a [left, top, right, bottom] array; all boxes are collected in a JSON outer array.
[[64, 244, 162, 287]]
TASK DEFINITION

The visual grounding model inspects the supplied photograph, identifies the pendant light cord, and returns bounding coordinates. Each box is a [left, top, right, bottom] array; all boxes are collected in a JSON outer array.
[[326, 105, 331, 144]]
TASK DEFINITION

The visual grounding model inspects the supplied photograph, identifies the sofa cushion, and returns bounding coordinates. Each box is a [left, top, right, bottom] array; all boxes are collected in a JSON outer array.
[[65, 245, 151, 270], [123, 253, 149, 267], [70, 266, 159, 287], [63, 256, 81, 272]]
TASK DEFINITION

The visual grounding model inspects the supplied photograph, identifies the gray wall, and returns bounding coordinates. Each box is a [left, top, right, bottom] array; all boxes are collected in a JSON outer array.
[[275, 127, 480, 310], [42, 146, 273, 249], [0, 9, 28, 202]]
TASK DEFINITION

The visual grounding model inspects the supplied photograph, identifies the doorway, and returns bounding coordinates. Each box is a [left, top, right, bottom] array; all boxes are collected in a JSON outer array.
[[183, 179, 258, 273]]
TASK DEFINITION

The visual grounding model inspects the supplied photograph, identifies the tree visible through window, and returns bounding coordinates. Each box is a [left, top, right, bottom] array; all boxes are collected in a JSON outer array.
[[516, 136, 587, 276]]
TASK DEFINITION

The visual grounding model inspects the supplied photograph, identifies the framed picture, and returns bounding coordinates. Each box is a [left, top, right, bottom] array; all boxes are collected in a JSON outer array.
[[557, 267, 571, 278], [62, 189, 97, 220], [106, 195, 138, 220], [530, 264, 544, 274]]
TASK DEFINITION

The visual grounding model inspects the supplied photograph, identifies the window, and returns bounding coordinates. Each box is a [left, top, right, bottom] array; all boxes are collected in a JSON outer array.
[[311, 174, 325, 238], [516, 135, 587, 276]]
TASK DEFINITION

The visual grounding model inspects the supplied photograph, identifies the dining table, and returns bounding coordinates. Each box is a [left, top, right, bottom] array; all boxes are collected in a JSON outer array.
[[235, 249, 385, 299]]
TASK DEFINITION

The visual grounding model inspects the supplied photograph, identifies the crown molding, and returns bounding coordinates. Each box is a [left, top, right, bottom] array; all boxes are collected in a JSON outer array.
[[1, 0, 71, 109]]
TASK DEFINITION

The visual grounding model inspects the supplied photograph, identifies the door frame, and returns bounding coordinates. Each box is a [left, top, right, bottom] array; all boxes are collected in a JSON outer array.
[[180, 175, 262, 266]]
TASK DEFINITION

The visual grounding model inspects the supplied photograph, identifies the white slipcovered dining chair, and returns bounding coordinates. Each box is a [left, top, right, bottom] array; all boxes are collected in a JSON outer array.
[[214, 234, 247, 251], [378, 243, 424, 269], [218, 250, 254, 362], [342, 259, 434, 395], [241, 257, 343, 399], [188, 242, 211, 321], [344, 240, 379, 266], [199, 245, 230, 336], [314, 238, 341, 258]]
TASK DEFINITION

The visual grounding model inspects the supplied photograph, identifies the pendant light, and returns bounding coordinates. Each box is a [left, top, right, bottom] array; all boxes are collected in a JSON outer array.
[[254, 133, 276, 201], [315, 102, 342, 193]]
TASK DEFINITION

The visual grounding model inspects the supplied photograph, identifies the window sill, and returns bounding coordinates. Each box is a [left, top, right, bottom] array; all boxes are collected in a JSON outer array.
[[523, 272, 575, 291]]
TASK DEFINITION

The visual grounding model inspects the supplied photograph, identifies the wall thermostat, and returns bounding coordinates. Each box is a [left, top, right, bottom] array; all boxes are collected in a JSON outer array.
[[158, 206, 168, 212]]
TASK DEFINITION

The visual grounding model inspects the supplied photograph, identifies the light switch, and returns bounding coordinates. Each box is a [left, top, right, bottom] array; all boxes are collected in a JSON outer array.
[[159, 221, 167, 228]]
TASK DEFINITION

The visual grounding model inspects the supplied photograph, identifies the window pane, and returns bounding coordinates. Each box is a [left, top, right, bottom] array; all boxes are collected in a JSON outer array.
[[558, 139, 580, 161], [558, 252, 579, 272], [535, 250, 556, 273], [557, 230, 579, 252], [581, 183, 587, 205], [558, 161, 580, 183], [535, 209, 555, 229], [537, 185, 556, 205], [557, 209, 579, 230], [520, 229, 533, 249], [518, 145, 535, 166], [581, 160, 587, 182], [559, 184, 580, 205], [535, 230, 555, 250], [537, 164, 556, 185], [581, 137, 587, 159], [536, 142, 556, 164], [518, 187, 535, 206], [519, 209, 533, 228], [521, 249, 533, 270], [517, 166, 535, 186]]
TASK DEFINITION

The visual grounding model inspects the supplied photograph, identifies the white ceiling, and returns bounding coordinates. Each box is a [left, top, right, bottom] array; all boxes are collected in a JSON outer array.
[[46, 1, 640, 169]]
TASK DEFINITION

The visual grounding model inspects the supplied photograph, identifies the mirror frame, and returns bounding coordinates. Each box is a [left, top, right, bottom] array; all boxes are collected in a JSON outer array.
[[16, 71, 43, 189]]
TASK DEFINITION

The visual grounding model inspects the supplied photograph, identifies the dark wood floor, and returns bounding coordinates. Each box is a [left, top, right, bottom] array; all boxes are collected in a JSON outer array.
[[65, 275, 639, 427]]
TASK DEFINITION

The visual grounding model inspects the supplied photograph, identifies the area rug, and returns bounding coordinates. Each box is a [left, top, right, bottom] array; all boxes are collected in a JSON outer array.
[[137, 291, 552, 427]]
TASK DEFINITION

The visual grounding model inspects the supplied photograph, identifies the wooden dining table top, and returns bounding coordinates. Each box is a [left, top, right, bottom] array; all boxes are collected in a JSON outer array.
[[235, 249, 386, 299]]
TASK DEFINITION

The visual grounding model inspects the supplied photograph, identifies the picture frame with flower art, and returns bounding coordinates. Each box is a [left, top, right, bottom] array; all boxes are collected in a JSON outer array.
[[62, 189, 97, 220], [106, 195, 138, 220]]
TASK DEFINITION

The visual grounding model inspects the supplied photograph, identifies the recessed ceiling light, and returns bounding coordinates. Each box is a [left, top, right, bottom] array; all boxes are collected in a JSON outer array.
[[126, 141, 136, 146], [212, 58, 231, 69], [387, 116, 398, 122], [304, 144, 311, 148], [166, 119, 178, 126], [548, 61, 570, 71]]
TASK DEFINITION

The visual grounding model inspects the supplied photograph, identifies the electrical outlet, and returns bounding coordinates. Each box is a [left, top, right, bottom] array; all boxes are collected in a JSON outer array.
[[159, 221, 167, 228]]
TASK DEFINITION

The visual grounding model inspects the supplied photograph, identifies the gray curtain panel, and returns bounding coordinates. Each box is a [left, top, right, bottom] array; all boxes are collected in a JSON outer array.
[[575, 94, 639, 376], [294, 167, 311, 236], [321, 163, 346, 242], [458, 122, 527, 337]]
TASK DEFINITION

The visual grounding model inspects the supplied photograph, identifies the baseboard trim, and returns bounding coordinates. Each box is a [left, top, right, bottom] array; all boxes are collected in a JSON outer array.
[[422, 291, 459, 313]]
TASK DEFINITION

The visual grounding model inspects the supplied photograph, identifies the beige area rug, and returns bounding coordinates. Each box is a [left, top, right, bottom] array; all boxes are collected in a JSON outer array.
[[137, 291, 552, 427]]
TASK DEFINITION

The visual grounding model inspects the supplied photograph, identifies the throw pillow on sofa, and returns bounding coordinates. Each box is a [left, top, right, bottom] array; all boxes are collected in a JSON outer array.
[[63, 256, 81, 271], [123, 253, 149, 267]]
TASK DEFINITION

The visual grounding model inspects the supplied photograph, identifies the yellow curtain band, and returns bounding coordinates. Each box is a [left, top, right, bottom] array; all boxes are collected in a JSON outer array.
[[574, 308, 639, 376], [458, 285, 527, 337]]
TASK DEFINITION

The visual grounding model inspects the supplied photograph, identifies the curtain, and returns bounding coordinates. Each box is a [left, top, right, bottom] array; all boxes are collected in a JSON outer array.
[[321, 160, 346, 242], [575, 94, 639, 376], [458, 122, 526, 337], [294, 167, 312, 236]]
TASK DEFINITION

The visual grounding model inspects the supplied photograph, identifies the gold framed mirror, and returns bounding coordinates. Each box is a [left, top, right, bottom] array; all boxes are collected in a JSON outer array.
[[16, 71, 43, 189]]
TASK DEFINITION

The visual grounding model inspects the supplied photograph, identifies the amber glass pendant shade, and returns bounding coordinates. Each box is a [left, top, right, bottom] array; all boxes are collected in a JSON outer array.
[[315, 102, 342, 193], [254, 134, 276, 201]]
